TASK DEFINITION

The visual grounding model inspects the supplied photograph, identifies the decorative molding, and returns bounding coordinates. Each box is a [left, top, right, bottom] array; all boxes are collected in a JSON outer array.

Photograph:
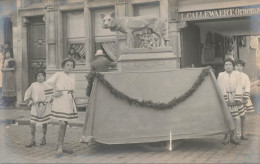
[[43, 13, 46, 22], [19, 9, 45, 17], [11, 12, 18, 26], [237, 36, 247, 47], [22, 17, 30, 26], [86, 2, 114, 9]]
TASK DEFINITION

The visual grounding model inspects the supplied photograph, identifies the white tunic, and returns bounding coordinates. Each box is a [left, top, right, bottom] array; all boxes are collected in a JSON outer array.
[[239, 72, 254, 113], [46, 72, 78, 122], [24, 82, 51, 125], [217, 71, 245, 117]]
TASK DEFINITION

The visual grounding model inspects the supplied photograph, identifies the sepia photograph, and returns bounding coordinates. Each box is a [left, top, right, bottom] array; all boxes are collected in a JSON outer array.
[[0, 0, 260, 163]]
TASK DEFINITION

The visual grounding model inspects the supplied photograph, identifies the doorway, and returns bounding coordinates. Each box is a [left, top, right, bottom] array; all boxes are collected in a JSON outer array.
[[27, 16, 46, 85], [180, 23, 201, 68]]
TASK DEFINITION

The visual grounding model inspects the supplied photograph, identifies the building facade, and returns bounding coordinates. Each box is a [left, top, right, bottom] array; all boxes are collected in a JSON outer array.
[[0, 0, 260, 106]]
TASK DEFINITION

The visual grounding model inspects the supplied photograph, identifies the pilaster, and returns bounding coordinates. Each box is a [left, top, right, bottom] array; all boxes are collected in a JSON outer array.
[[115, 0, 128, 56], [46, 4, 58, 69], [84, 0, 92, 69]]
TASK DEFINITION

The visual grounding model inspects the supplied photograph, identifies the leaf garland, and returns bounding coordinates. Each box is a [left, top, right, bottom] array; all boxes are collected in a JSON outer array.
[[91, 67, 212, 110]]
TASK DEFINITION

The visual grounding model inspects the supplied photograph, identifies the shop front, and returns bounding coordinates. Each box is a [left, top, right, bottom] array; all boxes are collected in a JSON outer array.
[[175, 2, 260, 78]]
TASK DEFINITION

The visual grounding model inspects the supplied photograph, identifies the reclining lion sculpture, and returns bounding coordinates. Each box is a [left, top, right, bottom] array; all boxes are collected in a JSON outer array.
[[101, 12, 167, 48]]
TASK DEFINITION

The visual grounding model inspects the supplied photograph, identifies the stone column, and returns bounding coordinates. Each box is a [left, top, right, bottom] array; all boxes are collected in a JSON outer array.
[[115, 0, 128, 56], [46, 1, 58, 69], [17, 0, 23, 8], [0, 17, 4, 45], [160, 0, 169, 43], [15, 2, 27, 106], [168, 0, 187, 69], [84, 0, 92, 69]]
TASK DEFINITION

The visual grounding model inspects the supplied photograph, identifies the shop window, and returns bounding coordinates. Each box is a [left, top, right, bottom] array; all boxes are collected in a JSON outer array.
[[63, 10, 85, 64], [23, 0, 43, 7], [133, 2, 160, 17], [60, 0, 84, 5]]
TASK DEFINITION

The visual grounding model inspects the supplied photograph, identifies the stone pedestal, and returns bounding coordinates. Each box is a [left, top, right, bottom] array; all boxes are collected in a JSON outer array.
[[117, 47, 177, 72]]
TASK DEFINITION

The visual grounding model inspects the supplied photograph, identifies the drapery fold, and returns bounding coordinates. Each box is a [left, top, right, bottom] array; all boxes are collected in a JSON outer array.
[[101, 41, 117, 61]]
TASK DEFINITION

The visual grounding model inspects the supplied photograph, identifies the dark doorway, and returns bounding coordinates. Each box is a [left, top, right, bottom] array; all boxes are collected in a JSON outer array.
[[27, 16, 46, 85], [181, 23, 201, 68]]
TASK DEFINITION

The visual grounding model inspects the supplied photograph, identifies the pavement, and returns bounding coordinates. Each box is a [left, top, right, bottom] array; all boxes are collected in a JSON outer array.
[[0, 111, 259, 163]]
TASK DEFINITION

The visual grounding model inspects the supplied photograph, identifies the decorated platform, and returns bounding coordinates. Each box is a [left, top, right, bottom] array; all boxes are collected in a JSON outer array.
[[82, 67, 235, 144]]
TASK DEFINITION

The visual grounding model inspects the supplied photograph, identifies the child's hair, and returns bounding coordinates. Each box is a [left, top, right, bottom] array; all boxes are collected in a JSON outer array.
[[61, 58, 76, 68], [35, 70, 46, 78], [234, 59, 246, 67], [223, 58, 235, 67]]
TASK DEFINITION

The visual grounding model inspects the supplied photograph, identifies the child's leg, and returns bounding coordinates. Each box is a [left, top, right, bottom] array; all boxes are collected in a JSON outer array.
[[40, 123, 47, 145], [222, 133, 230, 145], [230, 116, 240, 145], [241, 115, 248, 140], [57, 121, 68, 155], [26, 122, 36, 147]]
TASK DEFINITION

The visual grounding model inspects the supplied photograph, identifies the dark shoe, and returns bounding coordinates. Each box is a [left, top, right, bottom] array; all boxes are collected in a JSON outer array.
[[63, 149, 73, 154], [230, 138, 240, 145], [222, 137, 229, 145], [56, 147, 63, 158], [26, 141, 36, 147], [241, 136, 248, 140], [40, 139, 46, 145]]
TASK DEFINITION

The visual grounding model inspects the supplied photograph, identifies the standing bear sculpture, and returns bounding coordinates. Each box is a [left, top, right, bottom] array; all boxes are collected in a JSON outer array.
[[101, 12, 167, 48]]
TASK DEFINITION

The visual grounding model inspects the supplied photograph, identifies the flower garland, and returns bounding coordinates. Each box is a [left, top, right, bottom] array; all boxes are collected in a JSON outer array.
[[92, 67, 212, 110]]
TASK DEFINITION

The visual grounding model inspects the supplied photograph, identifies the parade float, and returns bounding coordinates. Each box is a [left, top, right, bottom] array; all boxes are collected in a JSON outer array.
[[81, 13, 235, 150]]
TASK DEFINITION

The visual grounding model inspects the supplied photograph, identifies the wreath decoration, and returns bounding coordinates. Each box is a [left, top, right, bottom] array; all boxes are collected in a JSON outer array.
[[88, 67, 212, 110]]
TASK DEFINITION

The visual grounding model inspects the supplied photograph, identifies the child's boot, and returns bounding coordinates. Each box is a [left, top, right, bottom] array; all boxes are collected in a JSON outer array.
[[40, 123, 47, 145], [26, 123, 36, 147], [230, 130, 240, 145], [222, 134, 230, 145], [241, 115, 248, 140], [56, 121, 66, 156]]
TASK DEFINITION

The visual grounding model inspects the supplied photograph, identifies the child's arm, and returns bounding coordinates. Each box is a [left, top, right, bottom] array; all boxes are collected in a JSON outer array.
[[234, 72, 243, 104], [24, 84, 33, 106], [46, 72, 59, 87], [243, 74, 251, 100], [217, 72, 227, 101]]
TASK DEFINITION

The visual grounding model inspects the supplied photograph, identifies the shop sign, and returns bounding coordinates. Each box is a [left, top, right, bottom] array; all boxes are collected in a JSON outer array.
[[179, 6, 260, 21]]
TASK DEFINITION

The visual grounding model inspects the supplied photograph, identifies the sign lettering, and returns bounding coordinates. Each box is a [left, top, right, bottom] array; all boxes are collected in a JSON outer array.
[[179, 7, 260, 21]]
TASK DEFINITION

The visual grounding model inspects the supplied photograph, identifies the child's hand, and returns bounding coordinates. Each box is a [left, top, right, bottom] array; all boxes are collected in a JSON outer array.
[[226, 101, 236, 106], [53, 91, 63, 98], [242, 98, 248, 104], [27, 100, 33, 107]]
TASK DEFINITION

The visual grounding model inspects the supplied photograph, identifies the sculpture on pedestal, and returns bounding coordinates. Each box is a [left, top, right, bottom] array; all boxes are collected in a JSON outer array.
[[101, 12, 167, 48]]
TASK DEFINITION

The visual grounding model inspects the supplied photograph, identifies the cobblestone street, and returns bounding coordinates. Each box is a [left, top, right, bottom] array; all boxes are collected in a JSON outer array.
[[1, 85, 260, 163], [1, 113, 259, 163]]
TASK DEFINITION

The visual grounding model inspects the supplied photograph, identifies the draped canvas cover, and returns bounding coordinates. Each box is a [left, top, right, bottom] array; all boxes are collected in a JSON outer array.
[[82, 68, 235, 144]]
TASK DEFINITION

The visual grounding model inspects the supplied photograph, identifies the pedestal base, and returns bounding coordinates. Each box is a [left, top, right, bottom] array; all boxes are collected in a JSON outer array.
[[118, 47, 178, 72]]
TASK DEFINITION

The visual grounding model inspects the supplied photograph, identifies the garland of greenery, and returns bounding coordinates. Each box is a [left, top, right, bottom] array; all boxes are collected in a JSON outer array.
[[92, 67, 211, 110]]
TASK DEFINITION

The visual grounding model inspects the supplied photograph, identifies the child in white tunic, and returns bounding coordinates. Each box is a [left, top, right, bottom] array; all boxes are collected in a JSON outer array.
[[235, 59, 254, 140], [24, 70, 52, 147], [217, 58, 245, 145], [46, 58, 77, 156]]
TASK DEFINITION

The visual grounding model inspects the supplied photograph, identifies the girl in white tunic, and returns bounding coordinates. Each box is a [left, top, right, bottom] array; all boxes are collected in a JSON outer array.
[[24, 70, 51, 147], [217, 58, 245, 145], [235, 59, 254, 140], [46, 58, 77, 156]]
